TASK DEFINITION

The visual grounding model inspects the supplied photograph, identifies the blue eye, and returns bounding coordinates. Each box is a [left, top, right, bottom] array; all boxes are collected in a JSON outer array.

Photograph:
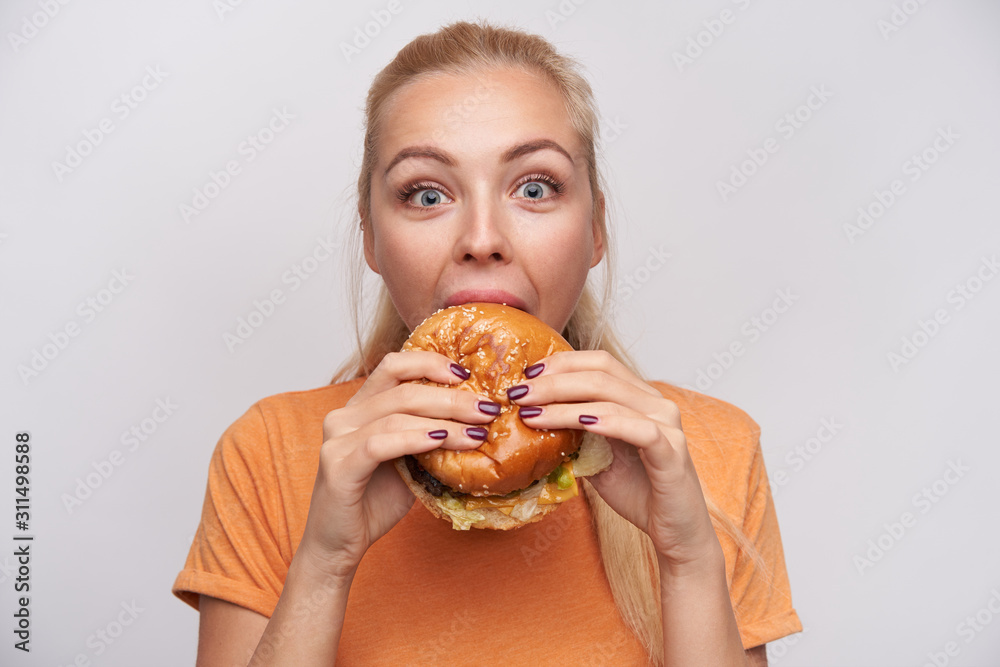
[[396, 174, 565, 209], [417, 189, 443, 206], [513, 174, 564, 201], [521, 182, 546, 199], [396, 182, 450, 208]]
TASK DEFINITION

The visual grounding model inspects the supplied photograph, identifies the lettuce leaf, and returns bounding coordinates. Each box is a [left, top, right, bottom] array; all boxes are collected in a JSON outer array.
[[437, 494, 486, 530]]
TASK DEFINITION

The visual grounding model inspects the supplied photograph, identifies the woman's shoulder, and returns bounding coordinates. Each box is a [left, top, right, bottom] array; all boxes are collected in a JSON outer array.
[[649, 380, 760, 438], [251, 376, 368, 421], [646, 381, 766, 519], [214, 377, 368, 458]]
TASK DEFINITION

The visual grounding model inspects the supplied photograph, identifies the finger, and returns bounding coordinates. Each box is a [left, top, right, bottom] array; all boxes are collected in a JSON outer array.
[[351, 350, 470, 403], [584, 440, 652, 524], [320, 429, 442, 493], [580, 414, 681, 473], [507, 371, 678, 427], [517, 402, 682, 472], [373, 412, 491, 448], [587, 438, 646, 488], [333, 417, 487, 482], [519, 350, 661, 397], [331, 382, 501, 439], [365, 460, 421, 527]]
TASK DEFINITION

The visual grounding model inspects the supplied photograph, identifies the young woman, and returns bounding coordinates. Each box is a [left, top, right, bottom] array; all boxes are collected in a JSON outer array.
[[173, 19, 801, 665]]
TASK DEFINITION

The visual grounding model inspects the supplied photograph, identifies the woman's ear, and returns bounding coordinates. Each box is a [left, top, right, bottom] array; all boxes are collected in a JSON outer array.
[[360, 205, 381, 275], [590, 192, 606, 268]]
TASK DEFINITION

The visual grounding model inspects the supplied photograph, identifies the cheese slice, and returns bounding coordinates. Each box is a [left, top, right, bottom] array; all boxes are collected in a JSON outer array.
[[462, 495, 518, 510], [461, 461, 578, 511], [538, 472, 578, 505]]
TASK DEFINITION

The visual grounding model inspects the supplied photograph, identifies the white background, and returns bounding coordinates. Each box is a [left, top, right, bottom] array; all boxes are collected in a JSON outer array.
[[2, 1, 999, 665]]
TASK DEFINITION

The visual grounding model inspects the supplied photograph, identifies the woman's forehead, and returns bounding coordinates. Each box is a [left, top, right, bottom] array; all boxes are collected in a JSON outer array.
[[378, 69, 583, 168]]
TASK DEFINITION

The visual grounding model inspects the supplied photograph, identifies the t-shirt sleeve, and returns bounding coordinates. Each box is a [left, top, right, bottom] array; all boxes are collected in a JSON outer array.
[[729, 436, 803, 649], [171, 403, 287, 618]]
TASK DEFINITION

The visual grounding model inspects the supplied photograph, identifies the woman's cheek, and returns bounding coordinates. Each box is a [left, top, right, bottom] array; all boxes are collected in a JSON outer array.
[[551, 214, 598, 271], [378, 232, 440, 296]]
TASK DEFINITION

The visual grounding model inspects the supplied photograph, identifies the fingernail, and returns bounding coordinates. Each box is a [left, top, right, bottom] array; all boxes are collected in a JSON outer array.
[[478, 401, 501, 416], [450, 363, 470, 380], [519, 406, 543, 418], [466, 427, 488, 441], [579, 415, 599, 425], [525, 363, 545, 379], [428, 429, 448, 440], [507, 384, 529, 401]]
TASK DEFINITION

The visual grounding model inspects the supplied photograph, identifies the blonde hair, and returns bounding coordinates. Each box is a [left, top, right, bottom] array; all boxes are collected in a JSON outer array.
[[330, 19, 764, 664]]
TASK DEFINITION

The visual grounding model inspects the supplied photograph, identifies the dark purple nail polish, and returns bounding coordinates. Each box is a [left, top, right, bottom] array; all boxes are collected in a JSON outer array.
[[450, 363, 470, 380], [507, 384, 529, 401], [525, 363, 545, 379], [478, 401, 501, 416], [519, 406, 543, 418], [428, 429, 448, 440], [466, 427, 488, 441], [579, 415, 599, 425]]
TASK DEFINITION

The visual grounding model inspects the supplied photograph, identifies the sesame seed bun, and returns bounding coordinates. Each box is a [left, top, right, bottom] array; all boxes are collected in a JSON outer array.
[[393, 302, 602, 530]]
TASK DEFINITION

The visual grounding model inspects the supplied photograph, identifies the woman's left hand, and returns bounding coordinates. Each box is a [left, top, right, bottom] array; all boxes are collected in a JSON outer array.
[[508, 350, 723, 571]]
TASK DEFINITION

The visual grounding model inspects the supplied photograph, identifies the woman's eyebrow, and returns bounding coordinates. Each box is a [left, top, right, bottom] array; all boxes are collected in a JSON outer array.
[[501, 139, 573, 165], [383, 139, 573, 178]]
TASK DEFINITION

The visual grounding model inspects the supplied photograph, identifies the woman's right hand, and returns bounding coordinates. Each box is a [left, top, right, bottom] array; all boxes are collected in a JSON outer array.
[[296, 351, 498, 578]]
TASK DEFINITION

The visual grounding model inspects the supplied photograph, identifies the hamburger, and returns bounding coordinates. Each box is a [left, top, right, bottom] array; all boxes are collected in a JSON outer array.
[[393, 302, 613, 530]]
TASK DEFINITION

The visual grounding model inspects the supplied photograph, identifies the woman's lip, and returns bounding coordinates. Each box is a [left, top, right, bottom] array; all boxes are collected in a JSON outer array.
[[444, 290, 527, 310]]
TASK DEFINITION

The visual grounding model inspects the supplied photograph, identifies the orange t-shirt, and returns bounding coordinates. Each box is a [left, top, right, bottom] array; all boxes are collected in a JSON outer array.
[[172, 378, 802, 663]]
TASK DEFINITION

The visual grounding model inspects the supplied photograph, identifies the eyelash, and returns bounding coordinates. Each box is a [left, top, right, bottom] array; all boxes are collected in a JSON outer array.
[[395, 173, 565, 208]]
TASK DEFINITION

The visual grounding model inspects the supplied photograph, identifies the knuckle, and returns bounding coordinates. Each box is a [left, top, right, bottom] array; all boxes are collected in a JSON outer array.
[[643, 420, 662, 444], [593, 349, 616, 368], [360, 432, 384, 461], [322, 409, 347, 439], [380, 412, 411, 434], [450, 387, 473, 411], [593, 400, 618, 417], [664, 423, 686, 444], [394, 382, 422, 404], [318, 439, 347, 470], [547, 349, 570, 364], [381, 351, 415, 378], [659, 398, 681, 422], [379, 351, 402, 373], [584, 369, 607, 386]]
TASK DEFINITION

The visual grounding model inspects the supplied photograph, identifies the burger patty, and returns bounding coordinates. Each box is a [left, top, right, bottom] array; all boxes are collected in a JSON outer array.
[[404, 455, 446, 497]]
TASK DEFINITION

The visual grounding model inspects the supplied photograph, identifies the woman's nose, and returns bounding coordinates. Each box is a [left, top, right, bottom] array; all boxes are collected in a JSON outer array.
[[453, 194, 512, 263]]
